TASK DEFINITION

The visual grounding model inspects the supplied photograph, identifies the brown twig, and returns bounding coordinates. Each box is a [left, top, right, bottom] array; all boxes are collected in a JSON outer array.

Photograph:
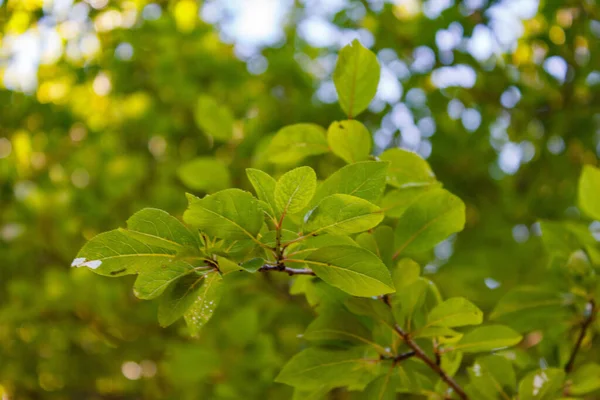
[[565, 299, 596, 373], [258, 264, 316, 276], [393, 324, 468, 400]]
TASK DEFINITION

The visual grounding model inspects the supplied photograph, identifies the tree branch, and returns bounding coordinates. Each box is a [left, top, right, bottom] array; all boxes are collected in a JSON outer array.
[[565, 299, 596, 373], [393, 325, 468, 400], [380, 350, 416, 365], [258, 264, 316, 276]]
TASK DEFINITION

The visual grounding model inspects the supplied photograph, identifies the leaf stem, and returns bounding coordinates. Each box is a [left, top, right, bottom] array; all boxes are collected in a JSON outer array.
[[565, 298, 596, 373]]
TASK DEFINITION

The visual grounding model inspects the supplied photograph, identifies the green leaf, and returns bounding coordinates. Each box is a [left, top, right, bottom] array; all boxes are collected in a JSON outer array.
[[518, 368, 565, 400], [304, 194, 383, 235], [468, 355, 517, 400], [391, 258, 420, 289], [184, 271, 223, 336], [423, 297, 483, 329], [578, 165, 600, 220], [183, 189, 263, 241], [195, 95, 234, 141], [267, 123, 328, 164], [539, 220, 600, 267], [489, 286, 570, 331], [302, 245, 395, 297], [123, 208, 200, 250], [379, 148, 436, 189], [216, 256, 243, 275], [74, 209, 210, 299], [285, 234, 358, 260], [394, 188, 465, 256], [381, 184, 441, 218], [355, 226, 395, 267], [333, 39, 380, 118], [177, 157, 231, 193], [362, 373, 397, 400], [344, 297, 395, 328], [275, 166, 317, 215], [392, 277, 441, 332], [327, 120, 372, 163], [569, 363, 600, 395], [312, 161, 389, 205], [275, 347, 380, 389], [304, 308, 377, 349], [158, 270, 213, 327], [246, 168, 277, 214], [450, 325, 522, 353]]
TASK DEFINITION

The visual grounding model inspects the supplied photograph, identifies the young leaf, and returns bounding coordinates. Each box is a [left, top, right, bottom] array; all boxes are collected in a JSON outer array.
[[327, 120, 372, 164], [183, 189, 263, 240], [578, 165, 600, 221], [333, 40, 380, 118], [355, 226, 395, 267], [246, 168, 277, 214], [275, 166, 317, 215], [423, 297, 483, 329], [184, 271, 223, 336], [449, 325, 522, 353], [195, 95, 234, 141], [518, 368, 565, 400], [312, 161, 389, 205], [394, 188, 465, 256], [304, 194, 383, 235], [275, 347, 380, 389], [267, 123, 328, 164], [379, 148, 436, 189], [177, 157, 231, 193], [158, 270, 212, 327], [302, 245, 395, 297]]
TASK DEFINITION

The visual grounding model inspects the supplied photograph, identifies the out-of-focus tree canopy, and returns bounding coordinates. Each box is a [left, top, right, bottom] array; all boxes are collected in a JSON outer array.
[[1, 0, 599, 399]]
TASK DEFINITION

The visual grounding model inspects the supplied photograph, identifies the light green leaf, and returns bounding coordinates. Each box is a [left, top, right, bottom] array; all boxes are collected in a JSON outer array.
[[184, 271, 223, 336], [285, 234, 358, 259], [518, 368, 565, 400], [302, 245, 395, 297], [450, 325, 522, 353], [327, 120, 372, 163], [578, 165, 600, 220], [333, 39, 380, 118], [394, 188, 465, 256], [312, 161, 389, 205], [133, 262, 206, 300], [216, 256, 243, 275], [267, 123, 328, 164], [246, 168, 277, 214], [379, 148, 436, 189], [304, 194, 383, 235], [158, 270, 212, 327], [275, 347, 380, 389], [391, 258, 420, 289], [275, 166, 317, 215], [195, 95, 234, 141], [468, 355, 516, 400], [183, 189, 263, 241], [424, 297, 483, 328], [412, 325, 461, 340], [363, 373, 397, 400], [381, 184, 441, 218], [569, 363, 600, 395], [177, 157, 231, 193]]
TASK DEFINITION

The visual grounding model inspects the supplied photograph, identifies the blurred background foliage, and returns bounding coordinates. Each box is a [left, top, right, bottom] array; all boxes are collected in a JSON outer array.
[[1, 0, 599, 398]]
